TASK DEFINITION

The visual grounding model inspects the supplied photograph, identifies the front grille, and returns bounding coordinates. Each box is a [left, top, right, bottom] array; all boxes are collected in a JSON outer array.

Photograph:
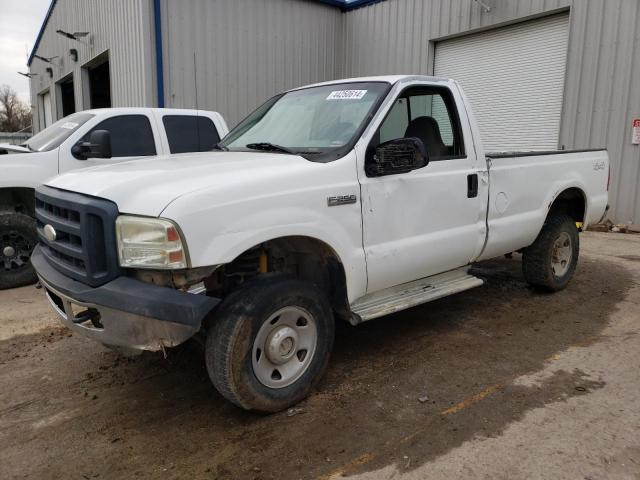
[[35, 185, 121, 287]]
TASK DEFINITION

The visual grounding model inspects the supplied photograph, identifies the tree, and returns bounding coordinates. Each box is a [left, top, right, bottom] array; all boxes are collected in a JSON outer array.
[[0, 84, 32, 133]]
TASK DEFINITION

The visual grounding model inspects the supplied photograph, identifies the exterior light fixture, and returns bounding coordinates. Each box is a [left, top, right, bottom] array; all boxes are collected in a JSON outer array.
[[56, 29, 89, 40], [70, 49, 78, 62], [33, 54, 59, 64], [474, 0, 492, 13], [46, 67, 53, 78]]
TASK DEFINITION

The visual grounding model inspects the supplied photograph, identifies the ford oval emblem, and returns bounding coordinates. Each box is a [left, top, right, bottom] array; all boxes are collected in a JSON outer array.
[[44, 224, 57, 242]]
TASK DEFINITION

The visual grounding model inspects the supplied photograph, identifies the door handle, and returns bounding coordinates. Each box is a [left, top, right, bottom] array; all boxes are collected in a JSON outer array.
[[467, 174, 478, 198]]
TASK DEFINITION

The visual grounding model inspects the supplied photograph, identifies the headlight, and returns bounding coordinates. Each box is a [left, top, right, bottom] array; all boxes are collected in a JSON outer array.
[[115, 216, 188, 269]]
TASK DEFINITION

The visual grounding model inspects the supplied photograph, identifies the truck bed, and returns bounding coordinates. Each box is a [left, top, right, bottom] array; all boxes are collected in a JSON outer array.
[[477, 148, 609, 261]]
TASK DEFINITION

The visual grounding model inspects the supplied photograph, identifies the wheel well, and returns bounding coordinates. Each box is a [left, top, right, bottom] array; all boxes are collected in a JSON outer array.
[[549, 188, 586, 225], [0, 187, 36, 217], [204, 236, 351, 322]]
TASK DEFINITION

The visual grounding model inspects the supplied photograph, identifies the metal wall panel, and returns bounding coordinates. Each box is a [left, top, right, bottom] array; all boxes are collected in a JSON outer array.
[[342, 0, 640, 225], [341, 0, 570, 77], [161, 0, 344, 126], [28, 0, 156, 133], [559, 0, 640, 226], [27, 0, 640, 224]]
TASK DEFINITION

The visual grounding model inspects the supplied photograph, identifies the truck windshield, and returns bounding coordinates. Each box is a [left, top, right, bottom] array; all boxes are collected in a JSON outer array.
[[25, 112, 95, 152], [219, 82, 389, 160]]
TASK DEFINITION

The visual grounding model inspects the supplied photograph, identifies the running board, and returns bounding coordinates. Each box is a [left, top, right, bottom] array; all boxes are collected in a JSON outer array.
[[350, 268, 484, 323]]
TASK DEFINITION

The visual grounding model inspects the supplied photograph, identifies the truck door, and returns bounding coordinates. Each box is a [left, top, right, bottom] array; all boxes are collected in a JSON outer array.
[[60, 113, 161, 172], [357, 84, 486, 294]]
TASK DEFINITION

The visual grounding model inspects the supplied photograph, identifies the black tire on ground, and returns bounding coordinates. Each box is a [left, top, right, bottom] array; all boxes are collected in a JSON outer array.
[[522, 211, 580, 292], [0, 211, 38, 290], [206, 274, 335, 413]]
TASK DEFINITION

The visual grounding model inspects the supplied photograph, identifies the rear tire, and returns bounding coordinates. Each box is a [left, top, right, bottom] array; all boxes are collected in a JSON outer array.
[[205, 275, 335, 413], [522, 212, 579, 292], [0, 212, 38, 290]]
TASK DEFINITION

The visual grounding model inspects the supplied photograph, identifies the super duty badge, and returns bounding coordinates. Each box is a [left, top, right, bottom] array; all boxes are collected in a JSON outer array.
[[327, 194, 357, 207]]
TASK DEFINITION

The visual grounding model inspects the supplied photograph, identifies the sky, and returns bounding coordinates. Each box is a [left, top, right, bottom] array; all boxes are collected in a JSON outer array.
[[0, 0, 52, 103]]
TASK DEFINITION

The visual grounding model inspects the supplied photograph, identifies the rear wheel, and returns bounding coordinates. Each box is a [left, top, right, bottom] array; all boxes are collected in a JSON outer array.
[[205, 275, 334, 413], [522, 212, 579, 292], [0, 212, 38, 290]]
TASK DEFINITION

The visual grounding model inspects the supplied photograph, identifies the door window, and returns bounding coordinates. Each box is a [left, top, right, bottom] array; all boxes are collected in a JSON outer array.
[[82, 115, 156, 157], [373, 87, 465, 160], [162, 115, 221, 153]]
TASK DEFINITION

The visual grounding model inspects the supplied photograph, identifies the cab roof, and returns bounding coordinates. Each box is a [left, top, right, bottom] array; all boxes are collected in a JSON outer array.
[[289, 75, 455, 91]]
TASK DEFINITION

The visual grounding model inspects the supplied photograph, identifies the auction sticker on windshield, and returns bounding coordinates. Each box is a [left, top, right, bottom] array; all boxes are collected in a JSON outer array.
[[326, 90, 367, 100], [61, 122, 79, 130]]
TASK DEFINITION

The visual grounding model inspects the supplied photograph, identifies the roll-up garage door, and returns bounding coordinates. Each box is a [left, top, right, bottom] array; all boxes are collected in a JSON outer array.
[[434, 13, 569, 153]]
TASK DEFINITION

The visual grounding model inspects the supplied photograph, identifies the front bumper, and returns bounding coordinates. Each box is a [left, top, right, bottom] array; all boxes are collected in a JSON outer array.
[[32, 246, 220, 352]]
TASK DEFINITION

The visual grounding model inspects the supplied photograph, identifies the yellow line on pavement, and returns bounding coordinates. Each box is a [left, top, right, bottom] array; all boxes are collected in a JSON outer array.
[[317, 383, 502, 479], [440, 384, 502, 416]]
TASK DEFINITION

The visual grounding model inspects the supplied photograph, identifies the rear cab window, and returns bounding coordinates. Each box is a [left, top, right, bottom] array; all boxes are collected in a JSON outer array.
[[162, 115, 221, 154]]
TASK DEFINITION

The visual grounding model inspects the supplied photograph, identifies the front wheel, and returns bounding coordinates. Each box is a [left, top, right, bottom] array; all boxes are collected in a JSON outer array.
[[205, 275, 335, 413], [522, 212, 579, 292], [0, 212, 38, 290]]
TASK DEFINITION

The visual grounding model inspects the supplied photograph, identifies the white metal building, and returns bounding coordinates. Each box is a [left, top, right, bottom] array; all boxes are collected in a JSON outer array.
[[27, 0, 640, 226]]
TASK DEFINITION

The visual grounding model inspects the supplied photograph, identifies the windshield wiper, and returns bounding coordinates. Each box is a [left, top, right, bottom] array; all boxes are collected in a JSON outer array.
[[245, 142, 297, 155], [213, 142, 228, 151]]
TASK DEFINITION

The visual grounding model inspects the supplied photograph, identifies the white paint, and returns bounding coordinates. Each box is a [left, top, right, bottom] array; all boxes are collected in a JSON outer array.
[[495, 192, 509, 214], [326, 90, 367, 100], [43, 76, 609, 307], [434, 14, 570, 152], [478, 150, 610, 261], [2, 107, 228, 195]]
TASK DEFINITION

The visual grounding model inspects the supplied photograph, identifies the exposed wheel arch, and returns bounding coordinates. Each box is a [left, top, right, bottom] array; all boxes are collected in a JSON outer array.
[[0, 187, 36, 217], [548, 187, 586, 226], [207, 235, 351, 322]]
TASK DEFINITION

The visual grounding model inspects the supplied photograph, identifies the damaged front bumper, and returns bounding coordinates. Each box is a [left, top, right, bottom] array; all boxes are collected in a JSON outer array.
[[31, 246, 219, 353]]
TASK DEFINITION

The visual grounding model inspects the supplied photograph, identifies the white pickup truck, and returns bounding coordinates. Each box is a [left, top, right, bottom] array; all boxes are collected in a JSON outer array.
[[31, 76, 609, 412], [0, 108, 228, 289]]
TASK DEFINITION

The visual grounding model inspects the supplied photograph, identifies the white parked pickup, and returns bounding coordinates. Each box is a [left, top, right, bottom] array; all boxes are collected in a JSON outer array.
[[0, 108, 228, 289], [31, 76, 609, 412]]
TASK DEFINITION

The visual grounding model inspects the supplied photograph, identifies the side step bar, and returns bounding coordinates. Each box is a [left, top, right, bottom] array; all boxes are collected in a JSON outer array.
[[350, 267, 484, 323]]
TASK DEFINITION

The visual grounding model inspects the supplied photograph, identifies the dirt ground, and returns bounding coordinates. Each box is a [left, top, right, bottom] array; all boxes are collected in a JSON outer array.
[[1, 231, 639, 480]]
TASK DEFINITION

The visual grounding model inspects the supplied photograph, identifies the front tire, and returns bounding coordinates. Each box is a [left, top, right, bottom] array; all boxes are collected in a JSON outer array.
[[205, 275, 335, 413], [522, 212, 579, 292], [0, 212, 38, 290]]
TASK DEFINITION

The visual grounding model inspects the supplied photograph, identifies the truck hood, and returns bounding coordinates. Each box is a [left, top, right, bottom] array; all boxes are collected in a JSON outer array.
[[0, 143, 31, 154], [45, 151, 316, 216]]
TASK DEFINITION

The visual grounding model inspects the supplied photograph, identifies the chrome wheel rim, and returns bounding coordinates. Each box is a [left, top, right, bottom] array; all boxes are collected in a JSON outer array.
[[551, 231, 572, 278], [252, 306, 317, 389]]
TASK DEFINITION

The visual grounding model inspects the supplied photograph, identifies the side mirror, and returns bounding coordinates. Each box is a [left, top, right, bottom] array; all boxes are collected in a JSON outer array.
[[366, 137, 429, 177], [72, 130, 112, 160]]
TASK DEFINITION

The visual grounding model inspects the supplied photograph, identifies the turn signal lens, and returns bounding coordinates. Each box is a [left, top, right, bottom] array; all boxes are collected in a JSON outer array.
[[115, 216, 188, 269]]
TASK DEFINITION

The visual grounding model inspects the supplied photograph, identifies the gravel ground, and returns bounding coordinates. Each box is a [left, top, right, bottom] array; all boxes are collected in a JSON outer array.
[[1, 231, 639, 480]]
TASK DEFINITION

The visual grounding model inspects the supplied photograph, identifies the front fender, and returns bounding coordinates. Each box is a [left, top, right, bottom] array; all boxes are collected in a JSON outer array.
[[181, 206, 366, 303], [0, 151, 58, 189], [160, 152, 367, 302]]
